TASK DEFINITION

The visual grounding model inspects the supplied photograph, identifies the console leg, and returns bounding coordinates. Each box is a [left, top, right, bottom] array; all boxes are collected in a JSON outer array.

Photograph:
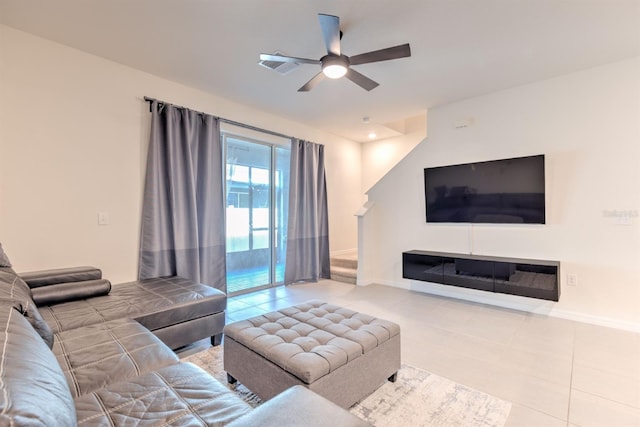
[[211, 333, 223, 346], [388, 372, 398, 383], [227, 373, 237, 384]]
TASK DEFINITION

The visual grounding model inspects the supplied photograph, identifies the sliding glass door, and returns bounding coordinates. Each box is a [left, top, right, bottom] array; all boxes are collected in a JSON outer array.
[[224, 134, 289, 295]]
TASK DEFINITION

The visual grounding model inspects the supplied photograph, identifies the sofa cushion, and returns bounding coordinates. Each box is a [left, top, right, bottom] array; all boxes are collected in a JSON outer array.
[[0, 243, 11, 267], [40, 276, 226, 334], [227, 385, 370, 427], [0, 269, 54, 348], [0, 301, 76, 426], [0, 267, 33, 301], [53, 318, 180, 397], [74, 362, 252, 426], [22, 297, 55, 348]]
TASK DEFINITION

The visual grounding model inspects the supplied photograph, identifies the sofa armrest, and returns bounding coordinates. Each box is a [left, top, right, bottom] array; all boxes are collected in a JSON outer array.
[[227, 386, 370, 427], [19, 266, 102, 289]]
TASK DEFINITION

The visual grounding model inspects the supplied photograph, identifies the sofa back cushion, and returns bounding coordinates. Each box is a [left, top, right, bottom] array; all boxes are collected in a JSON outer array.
[[0, 267, 32, 300], [0, 301, 76, 426], [0, 267, 54, 348], [0, 243, 11, 268]]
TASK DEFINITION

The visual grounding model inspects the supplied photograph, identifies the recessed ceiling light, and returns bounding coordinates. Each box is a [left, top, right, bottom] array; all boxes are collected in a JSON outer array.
[[368, 132, 377, 140]]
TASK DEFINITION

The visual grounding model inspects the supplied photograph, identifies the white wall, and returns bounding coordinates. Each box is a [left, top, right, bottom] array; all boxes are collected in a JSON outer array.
[[0, 25, 362, 283], [361, 114, 427, 195], [363, 57, 640, 329]]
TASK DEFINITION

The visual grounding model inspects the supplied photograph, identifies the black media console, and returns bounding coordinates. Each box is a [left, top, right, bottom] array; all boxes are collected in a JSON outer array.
[[402, 250, 560, 301]]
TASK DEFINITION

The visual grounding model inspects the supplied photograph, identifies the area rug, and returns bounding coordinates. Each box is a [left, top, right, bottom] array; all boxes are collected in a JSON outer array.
[[183, 346, 512, 427]]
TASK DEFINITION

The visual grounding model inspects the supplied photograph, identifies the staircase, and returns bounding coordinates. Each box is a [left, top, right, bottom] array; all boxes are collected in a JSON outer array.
[[330, 251, 358, 285]]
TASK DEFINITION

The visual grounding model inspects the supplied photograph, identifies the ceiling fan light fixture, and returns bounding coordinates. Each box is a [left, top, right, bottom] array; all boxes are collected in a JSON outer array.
[[321, 55, 349, 79], [323, 64, 347, 79], [264, 13, 411, 92]]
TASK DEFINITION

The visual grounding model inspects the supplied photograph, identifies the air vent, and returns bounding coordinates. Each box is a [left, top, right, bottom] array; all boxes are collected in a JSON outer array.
[[258, 51, 300, 75]]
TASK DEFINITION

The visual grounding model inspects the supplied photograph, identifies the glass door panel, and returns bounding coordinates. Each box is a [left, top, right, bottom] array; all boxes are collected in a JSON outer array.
[[225, 135, 289, 294]]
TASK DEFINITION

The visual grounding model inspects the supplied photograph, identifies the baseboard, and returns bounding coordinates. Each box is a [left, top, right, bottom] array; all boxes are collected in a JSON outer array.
[[373, 278, 640, 333], [549, 309, 640, 333]]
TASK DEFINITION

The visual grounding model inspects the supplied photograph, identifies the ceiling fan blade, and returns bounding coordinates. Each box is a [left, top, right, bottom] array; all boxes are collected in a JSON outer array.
[[259, 53, 320, 65], [345, 68, 379, 91], [318, 14, 341, 56], [348, 43, 411, 66], [298, 72, 326, 92]]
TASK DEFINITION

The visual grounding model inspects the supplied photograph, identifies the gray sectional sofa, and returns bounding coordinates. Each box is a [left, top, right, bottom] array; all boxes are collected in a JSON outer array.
[[0, 245, 368, 426]]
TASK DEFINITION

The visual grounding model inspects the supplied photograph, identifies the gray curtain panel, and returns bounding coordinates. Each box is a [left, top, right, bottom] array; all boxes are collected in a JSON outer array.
[[139, 101, 226, 292], [284, 139, 330, 284]]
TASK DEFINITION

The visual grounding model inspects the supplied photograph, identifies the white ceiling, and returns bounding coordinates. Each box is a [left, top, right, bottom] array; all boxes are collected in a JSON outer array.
[[1, 0, 639, 142]]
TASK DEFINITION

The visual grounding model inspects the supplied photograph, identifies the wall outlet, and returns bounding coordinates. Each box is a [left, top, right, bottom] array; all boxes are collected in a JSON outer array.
[[98, 212, 109, 225], [567, 274, 578, 287]]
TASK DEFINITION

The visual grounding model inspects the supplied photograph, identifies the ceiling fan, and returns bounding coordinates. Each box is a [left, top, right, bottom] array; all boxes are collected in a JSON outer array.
[[259, 13, 411, 92]]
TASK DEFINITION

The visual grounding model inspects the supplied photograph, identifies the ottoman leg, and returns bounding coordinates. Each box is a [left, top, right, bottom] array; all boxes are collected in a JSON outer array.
[[227, 373, 237, 384], [388, 372, 398, 383], [211, 333, 223, 346]]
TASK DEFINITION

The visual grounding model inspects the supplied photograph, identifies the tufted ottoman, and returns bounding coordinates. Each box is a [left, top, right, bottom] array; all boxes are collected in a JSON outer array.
[[223, 300, 401, 408]]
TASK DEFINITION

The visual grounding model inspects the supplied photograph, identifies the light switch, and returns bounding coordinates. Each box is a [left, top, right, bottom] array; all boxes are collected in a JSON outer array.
[[98, 212, 109, 225]]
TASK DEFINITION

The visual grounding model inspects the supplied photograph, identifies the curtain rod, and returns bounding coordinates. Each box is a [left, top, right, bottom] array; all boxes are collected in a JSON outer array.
[[143, 96, 294, 141]]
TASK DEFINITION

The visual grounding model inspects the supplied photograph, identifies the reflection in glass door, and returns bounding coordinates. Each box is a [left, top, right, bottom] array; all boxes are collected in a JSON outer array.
[[225, 135, 289, 295]]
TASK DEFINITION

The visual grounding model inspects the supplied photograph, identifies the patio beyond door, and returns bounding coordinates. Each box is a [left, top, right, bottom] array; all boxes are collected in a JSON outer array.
[[225, 135, 289, 295]]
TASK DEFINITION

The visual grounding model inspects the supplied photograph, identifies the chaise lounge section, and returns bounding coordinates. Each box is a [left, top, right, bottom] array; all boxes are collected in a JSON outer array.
[[21, 266, 227, 349]]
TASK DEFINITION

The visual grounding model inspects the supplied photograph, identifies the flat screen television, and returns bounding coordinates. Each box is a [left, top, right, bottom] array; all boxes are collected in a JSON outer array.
[[424, 154, 545, 224]]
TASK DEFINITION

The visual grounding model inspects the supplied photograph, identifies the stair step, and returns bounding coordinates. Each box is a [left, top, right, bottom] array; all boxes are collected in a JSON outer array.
[[330, 257, 357, 269], [330, 265, 357, 278], [330, 265, 357, 285], [331, 273, 357, 285], [330, 251, 357, 284], [331, 274, 357, 285]]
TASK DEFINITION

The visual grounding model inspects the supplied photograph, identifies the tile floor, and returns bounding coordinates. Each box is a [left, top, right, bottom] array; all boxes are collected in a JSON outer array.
[[183, 279, 640, 427]]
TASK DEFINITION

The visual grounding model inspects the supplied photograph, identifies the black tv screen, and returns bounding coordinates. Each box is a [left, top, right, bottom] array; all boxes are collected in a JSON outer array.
[[424, 155, 545, 224]]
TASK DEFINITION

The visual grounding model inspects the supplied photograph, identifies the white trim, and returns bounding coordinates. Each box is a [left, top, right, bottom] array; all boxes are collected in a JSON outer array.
[[550, 309, 640, 333], [374, 278, 640, 333], [220, 125, 291, 147], [354, 201, 375, 217]]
